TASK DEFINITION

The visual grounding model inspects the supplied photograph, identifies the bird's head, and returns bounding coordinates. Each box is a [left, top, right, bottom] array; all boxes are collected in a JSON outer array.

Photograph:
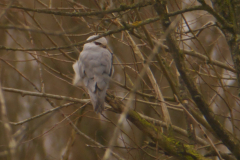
[[86, 35, 107, 48]]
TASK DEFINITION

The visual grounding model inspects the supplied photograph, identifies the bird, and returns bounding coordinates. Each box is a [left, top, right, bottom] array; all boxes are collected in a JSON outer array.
[[72, 35, 113, 113]]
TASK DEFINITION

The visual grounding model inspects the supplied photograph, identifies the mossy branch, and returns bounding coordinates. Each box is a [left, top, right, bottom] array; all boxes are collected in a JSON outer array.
[[153, 0, 240, 159], [105, 93, 209, 160]]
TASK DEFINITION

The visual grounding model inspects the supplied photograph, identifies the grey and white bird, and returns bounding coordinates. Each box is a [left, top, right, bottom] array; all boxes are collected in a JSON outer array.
[[72, 35, 113, 113]]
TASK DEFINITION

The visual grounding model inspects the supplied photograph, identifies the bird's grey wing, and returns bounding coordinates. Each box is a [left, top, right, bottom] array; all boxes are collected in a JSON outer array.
[[81, 49, 112, 113], [109, 52, 114, 77], [94, 52, 112, 90]]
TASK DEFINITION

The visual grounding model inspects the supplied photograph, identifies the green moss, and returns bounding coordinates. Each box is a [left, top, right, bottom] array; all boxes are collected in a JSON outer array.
[[128, 111, 209, 160], [129, 110, 158, 132], [132, 21, 143, 26]]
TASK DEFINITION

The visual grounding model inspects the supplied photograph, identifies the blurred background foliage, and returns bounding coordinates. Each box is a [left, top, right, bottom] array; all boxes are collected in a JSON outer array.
[[0, 0, 239, 159]]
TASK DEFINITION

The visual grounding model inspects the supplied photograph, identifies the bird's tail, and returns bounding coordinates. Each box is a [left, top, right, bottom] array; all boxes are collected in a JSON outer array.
[[88, 88, 107, 113]]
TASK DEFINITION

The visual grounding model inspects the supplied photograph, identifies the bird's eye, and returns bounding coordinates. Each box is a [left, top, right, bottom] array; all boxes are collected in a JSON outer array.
[[94, 42, 101, 45]]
